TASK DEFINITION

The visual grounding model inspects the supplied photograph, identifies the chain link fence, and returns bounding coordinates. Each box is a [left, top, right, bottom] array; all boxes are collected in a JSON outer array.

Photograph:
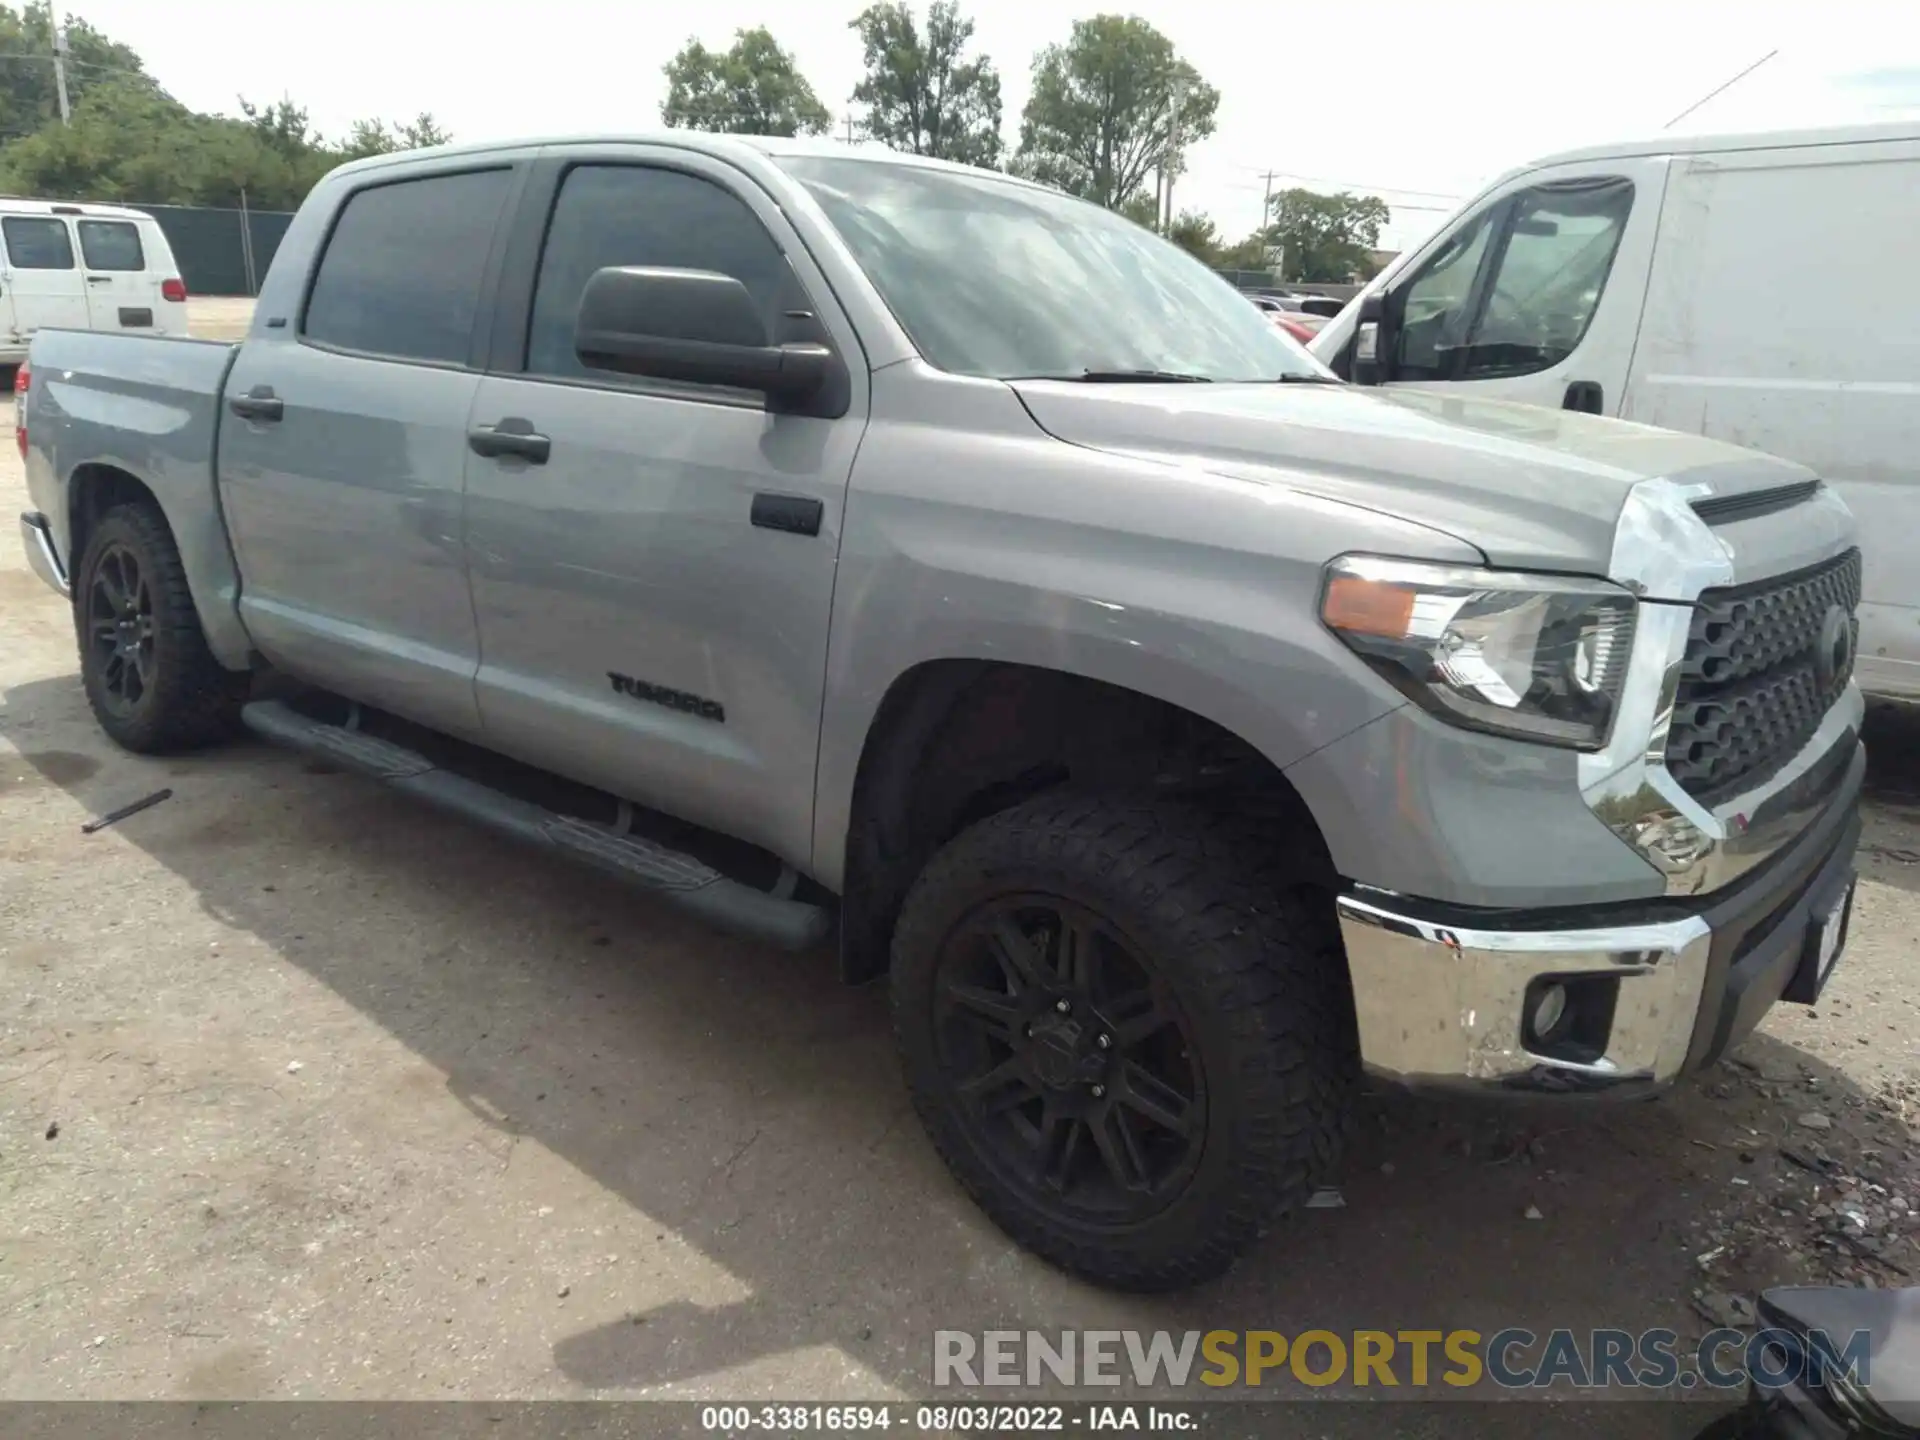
[[132, 203, 296, 298]]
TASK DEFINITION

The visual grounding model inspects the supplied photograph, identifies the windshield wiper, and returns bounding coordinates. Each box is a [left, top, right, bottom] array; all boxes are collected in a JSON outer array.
[[1275, 373, 1344, 384], [1011, 369, 1215, 383]]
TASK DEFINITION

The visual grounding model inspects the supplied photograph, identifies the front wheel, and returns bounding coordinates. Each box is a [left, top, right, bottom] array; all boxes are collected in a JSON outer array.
[[891, 792, 1356, 1291], [74, 502, 246, 753]]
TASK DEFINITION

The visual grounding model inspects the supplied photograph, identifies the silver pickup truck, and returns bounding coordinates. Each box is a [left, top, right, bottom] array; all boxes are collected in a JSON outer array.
[[18, 134, 1864, 1292]]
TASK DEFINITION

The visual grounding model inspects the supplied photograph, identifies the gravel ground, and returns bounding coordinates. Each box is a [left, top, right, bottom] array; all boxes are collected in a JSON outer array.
[[2, 316, 1918, 1413]]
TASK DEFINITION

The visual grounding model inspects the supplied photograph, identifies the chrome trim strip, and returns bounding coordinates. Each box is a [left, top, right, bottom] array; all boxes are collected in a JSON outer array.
[[1579, 478, 1861, 897], [19, 511, 69, 598], [1336, 891, 1711, 1092]]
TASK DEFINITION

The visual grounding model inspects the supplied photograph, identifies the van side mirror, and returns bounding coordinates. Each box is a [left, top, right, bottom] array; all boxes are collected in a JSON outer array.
[[573, 266, 832, 404], [1349, 292, 1388, 387]]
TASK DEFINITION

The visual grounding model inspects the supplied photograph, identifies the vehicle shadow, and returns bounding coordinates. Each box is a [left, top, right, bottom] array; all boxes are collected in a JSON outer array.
[[1, 669, 1910, 1405]]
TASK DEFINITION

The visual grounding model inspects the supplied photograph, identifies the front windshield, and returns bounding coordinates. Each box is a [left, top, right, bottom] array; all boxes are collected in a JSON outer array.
[[776, 155, 1329, 384]]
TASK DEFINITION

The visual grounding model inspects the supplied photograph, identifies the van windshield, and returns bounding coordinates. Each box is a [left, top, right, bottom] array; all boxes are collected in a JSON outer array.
[[776, 155, 1328, 384]]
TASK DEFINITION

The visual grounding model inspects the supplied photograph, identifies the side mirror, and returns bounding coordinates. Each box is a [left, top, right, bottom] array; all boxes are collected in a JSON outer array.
[[574, 266, 831, 403], [1349, 292, 1388, 387]]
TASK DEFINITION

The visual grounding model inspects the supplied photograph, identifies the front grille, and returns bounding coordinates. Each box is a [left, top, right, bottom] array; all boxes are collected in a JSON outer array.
[[1665, 550, 1861, 802]]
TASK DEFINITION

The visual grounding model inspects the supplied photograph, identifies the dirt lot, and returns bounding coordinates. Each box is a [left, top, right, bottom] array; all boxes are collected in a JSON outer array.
[[3, 314, 1920, 1413]]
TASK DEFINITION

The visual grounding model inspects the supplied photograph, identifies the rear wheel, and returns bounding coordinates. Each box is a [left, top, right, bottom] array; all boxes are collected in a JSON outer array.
[[75, 502, 246, 753], [891, 792, 1355, 1291]]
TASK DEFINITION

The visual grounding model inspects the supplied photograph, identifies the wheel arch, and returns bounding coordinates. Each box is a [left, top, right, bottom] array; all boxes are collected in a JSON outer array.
[[832, 658, 1338, 984], [65, 460, 254, 673]]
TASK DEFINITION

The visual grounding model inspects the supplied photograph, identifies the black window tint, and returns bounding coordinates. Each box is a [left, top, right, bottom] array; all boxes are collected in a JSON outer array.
[[3, 217, 75, 270], [304, 169, 512, 365], [76, 220, 145, 271], [526, 165, 790, 381]]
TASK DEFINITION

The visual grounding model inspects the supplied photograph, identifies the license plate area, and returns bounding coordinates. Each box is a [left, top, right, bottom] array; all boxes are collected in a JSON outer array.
[[1784, 874, 1856, 1005]]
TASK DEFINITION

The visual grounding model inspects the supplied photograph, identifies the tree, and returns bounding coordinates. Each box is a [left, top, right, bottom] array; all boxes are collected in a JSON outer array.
[[1117, 193, 1158, 228], [338, 112, 453, 161], [661, 28, 831, 137], [0, 2, 146, 147], [848, 1, 1002, 168], [0, 70, 457, 208], [1214, 230, 1272, 273], [398, 113, 451, 149], [1014, 15, 1218, 211], [238, 96, 319, 161], [1168, 210, 1221, 266], [1264, 188, 1391, 283]]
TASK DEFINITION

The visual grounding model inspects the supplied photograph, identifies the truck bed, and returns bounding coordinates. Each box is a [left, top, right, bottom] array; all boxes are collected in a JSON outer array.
[[22, 329, 249, 668]]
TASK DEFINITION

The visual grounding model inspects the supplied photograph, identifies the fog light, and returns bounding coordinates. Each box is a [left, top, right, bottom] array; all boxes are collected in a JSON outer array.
[[1532, 983, 1568, 1039]]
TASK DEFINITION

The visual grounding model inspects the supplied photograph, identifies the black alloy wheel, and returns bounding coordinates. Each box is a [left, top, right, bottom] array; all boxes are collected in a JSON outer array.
[[74, 501, 246, 752], [84, 540, 157, 718], [932, 895, 1205, 1225], [892, 792, 1356, 1291]]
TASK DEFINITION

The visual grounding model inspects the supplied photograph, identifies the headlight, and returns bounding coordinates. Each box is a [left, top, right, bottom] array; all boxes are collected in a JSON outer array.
[[1321, 555, 1636, 750]]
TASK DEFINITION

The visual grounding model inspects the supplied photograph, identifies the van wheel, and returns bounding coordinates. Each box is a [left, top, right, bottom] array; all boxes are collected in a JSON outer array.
[[75, 502, 246, 753], [890, 792, 1355, 1292]]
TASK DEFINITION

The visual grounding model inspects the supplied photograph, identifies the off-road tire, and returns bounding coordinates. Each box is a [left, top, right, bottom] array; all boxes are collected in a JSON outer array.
[[75, 502, 246, 753], [891, 791, 1356, 1291]]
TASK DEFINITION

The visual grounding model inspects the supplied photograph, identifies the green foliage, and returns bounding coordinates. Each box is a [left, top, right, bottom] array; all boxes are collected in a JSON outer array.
[[849, 1, 1002, 167], [1265, 188, 1391, 283], [338, 113, 453, 162], [0, 2, 145, 145], [1015, 15, 1218, 211], [1215, 231, 1272, 273], [1168, 210, 1221, 265], [1117, 192, 1159, 227], [0, 12, 458, 213], [661, 27, 832, 137]]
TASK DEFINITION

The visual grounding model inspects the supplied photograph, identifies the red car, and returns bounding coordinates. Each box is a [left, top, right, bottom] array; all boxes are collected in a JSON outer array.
[[1247, 293, 1330, 344]]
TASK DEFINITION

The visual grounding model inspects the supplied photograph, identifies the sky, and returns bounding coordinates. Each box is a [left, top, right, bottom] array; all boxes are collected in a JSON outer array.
[[56, 0, 1920, 251]]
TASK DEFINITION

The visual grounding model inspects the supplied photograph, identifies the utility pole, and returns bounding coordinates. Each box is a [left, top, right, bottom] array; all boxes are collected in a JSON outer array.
[[51, 6, 71, 125], [1161, 75, 1187, 234], [1259, 169, 1274, 272], [842, 113, 857, 144]]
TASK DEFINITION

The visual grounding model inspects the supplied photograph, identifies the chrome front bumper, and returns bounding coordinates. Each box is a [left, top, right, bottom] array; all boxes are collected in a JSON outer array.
[[1337, 738, 1864, 1095], [19, 512, 68, 597], [1337, 895, 1710, 1093]]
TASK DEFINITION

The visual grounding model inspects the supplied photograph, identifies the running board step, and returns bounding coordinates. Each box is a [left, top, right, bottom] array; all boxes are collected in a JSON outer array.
[[240, 700, 831, 952]]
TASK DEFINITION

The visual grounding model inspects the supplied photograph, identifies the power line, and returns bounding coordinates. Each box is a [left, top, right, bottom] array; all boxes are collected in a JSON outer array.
[[1238, 165, 1465, 202]]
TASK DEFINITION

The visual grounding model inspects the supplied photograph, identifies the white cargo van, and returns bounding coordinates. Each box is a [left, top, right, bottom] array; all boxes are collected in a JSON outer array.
[[0, 199, 188, 364], [1312, 121, 1920, 699]]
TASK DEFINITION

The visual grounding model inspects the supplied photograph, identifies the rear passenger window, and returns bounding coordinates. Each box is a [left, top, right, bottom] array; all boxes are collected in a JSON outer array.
[[2, 217, 75, 270], [526, 165, 793, 382], [304, 169, 512, 365], [76, 220, 145, 271]]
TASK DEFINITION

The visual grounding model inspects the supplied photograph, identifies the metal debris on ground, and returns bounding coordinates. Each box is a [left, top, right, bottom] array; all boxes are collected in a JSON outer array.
[[1524, 1205, 1544, 1221], [1305, 1188, 1345, 1209], [80, 787, 174, 834]]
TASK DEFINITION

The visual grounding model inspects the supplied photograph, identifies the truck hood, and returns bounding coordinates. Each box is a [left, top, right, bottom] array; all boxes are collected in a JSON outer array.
[[1009, 380, 1816, 574]]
